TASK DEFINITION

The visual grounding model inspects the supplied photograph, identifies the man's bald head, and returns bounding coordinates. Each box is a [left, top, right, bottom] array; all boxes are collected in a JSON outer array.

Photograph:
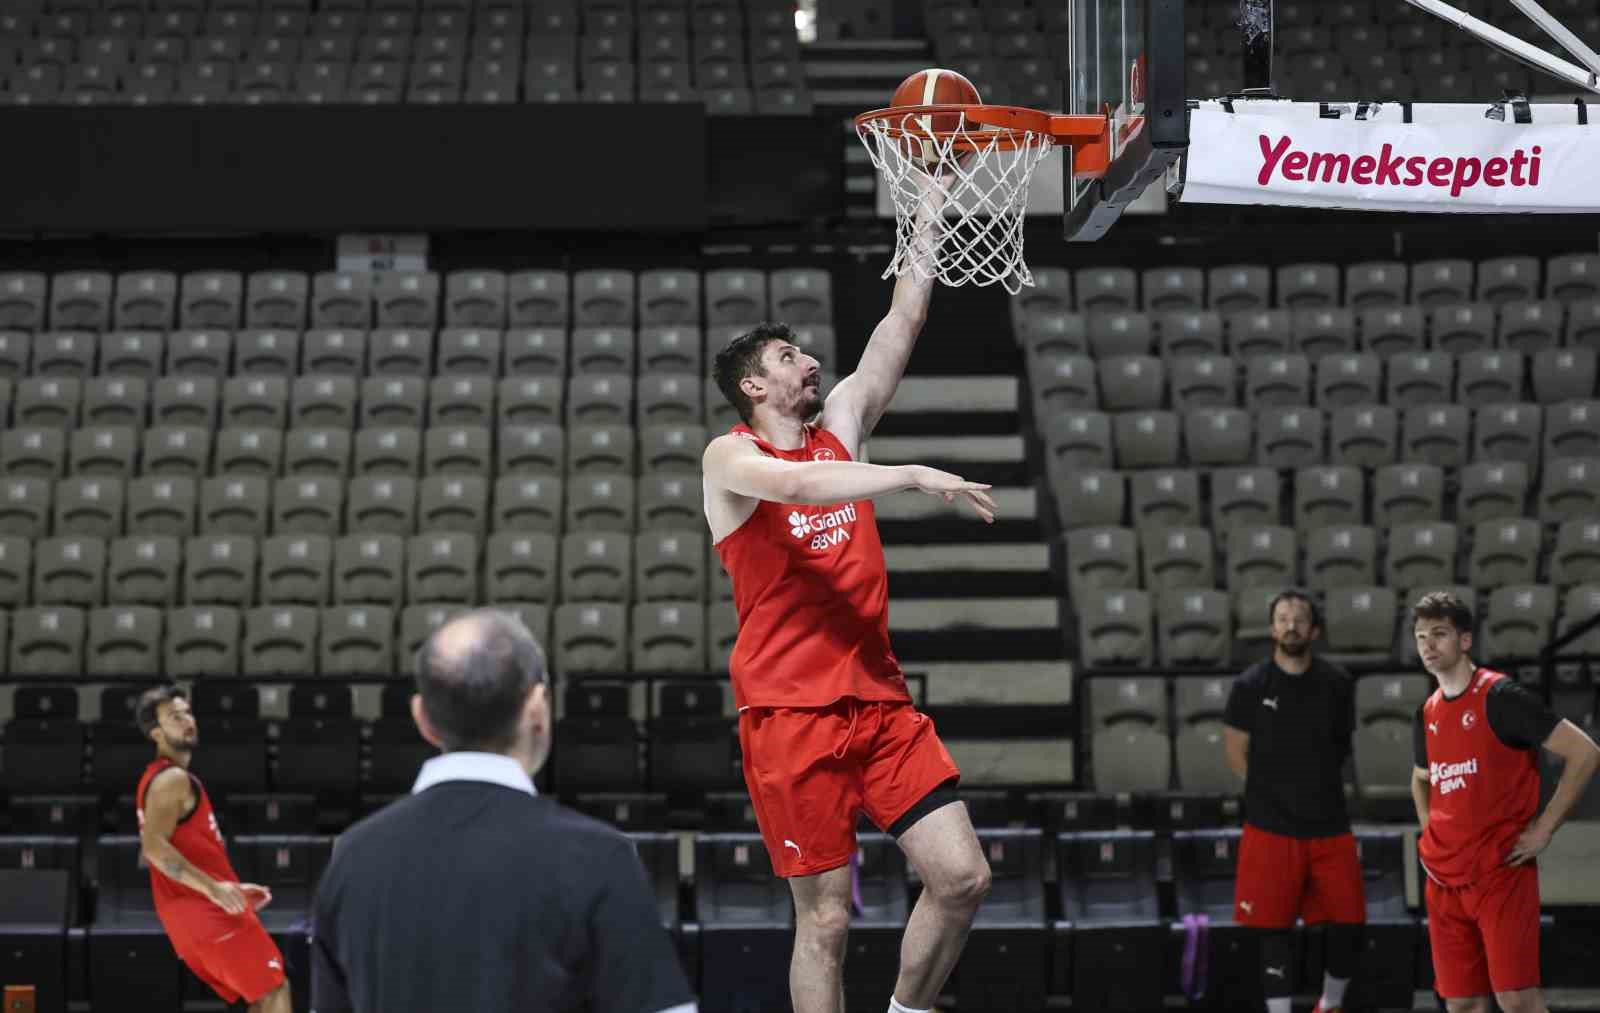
[[413, 609, 547, 754]]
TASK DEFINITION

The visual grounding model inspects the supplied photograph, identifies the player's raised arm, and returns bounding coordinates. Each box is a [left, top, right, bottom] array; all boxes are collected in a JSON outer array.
[[703, 433, 993, 518], [139, 768, 245, 914]]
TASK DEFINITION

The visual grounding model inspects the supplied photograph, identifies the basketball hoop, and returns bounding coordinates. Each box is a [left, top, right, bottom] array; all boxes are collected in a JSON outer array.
[[854, 104, 1113, 294]]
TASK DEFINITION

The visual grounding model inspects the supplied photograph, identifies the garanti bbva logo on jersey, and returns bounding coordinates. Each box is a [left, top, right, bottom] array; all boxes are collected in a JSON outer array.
[[1430, 758, 1479, 795], [788, 504, 857, 550]]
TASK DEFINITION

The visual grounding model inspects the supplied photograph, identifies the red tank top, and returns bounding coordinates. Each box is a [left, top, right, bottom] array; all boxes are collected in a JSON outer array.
[[135, 759, 240, 923], [713, 424, 910, 710], [1417, 668, 1541, 887]]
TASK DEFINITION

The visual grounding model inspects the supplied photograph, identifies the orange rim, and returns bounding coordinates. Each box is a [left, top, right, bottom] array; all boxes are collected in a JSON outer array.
[[855, 103, 1115, 177]]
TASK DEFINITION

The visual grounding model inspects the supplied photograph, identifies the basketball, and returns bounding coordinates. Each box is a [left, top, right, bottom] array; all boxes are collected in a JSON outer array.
[[889, 68, 982, 168]]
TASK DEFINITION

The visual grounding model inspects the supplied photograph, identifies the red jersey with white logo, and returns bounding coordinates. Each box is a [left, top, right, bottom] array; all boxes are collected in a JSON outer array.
[[713, 424, 910, 710], [136, 759, 241, 939], [1417, 668, 1541, 888]]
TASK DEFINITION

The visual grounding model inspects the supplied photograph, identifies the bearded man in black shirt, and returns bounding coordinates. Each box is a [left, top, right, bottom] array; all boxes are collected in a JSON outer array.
[[1222, 589, 1363, 1013]]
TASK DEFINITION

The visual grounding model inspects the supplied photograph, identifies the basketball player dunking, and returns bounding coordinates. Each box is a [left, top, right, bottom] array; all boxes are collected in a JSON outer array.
[[702, 185, 995, 1013], [1410, 591, 1599, 1013], [134, 685, 292, 1013]]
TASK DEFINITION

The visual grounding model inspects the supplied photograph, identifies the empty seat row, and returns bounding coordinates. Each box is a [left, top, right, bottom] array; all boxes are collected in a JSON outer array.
[[0, 528, 726, 608], [0, 471, 706, 539], [0, 598, 734, 677], [1038, 405, 1600, 474], [0, 423, 708, 479], [1016, 302, 1600, 361], [1012, 256, 1600, 317], [1066, 520, 1600, 597], [0, 373, 748, 429], [1052, 464, 1597, 535], [1076, 583, 1600, 670], [0, 267, 832, 331], [1027, 349, 1599, 414]]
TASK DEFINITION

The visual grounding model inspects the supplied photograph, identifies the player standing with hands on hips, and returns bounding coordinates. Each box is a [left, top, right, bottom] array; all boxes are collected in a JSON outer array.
[[702, 165, 995, 1013], [1411, 590, 1599, 1013], [1222, 590, 1364, 1013]]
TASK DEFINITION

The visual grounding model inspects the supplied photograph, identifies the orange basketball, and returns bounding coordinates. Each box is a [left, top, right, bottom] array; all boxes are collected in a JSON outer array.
[[889, 68, 982, 168]]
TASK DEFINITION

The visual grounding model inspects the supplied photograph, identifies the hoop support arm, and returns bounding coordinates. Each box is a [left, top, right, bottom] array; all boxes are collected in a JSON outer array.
[[958, 107, 1115, 176]]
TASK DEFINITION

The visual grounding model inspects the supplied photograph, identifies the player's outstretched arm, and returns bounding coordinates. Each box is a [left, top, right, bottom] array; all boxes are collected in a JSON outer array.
[[703, 435, 994, 520], [140, 769, 246, 914]]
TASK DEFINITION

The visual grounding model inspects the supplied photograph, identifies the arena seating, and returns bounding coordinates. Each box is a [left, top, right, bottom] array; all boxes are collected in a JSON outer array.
[[0, 0, 814, 113]]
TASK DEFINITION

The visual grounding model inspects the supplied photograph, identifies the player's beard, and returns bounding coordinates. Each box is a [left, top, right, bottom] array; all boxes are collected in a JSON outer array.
[[1275, 635, 1310, 658], [798, 381, 823, 420]]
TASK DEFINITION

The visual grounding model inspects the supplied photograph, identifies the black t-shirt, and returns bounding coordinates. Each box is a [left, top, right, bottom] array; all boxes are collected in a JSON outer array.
[[1223, 655, 1356, 838], [311, 782, 693, 1013], [1412, 675, 1562, 768]]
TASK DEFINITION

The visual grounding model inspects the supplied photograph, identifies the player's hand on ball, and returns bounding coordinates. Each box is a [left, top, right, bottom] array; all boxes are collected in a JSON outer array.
[[907, 465, 996, 523], [208, 880, 249, 915], [1506, 822, 1552, 865], [240, 884, 273, 911]]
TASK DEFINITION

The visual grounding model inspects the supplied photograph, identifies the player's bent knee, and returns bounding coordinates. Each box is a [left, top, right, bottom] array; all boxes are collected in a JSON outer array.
[[1445, 997, 1493, 1013], [797, 900, 853, 941], [933, 857, 991, 908], [1493, 988, 1544, 1013]]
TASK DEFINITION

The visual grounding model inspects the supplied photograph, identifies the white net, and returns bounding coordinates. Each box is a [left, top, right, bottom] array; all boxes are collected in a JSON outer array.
[[856, 109, 1056, 295]]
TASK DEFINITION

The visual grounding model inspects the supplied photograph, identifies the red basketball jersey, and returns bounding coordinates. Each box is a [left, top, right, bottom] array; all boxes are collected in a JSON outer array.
[[713, 423, 911, 710], [1417, 668, 1541, 888], [135, 759, 242, 938]]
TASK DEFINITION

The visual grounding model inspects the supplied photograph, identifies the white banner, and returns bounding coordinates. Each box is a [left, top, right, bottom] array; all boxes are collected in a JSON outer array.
[[1182, 106, 1600, 213]]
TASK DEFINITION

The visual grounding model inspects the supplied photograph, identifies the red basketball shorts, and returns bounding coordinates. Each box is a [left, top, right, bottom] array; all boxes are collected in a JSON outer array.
[[738, 698, 962, 878], [169, 904, 286, 1005], [1233, 824, 1367, 929], [1426, 863, 1541, 999]]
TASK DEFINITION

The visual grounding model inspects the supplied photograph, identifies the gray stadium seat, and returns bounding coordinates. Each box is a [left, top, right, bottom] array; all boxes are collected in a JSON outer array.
[[165, 604, 240, 678], [1469, 519, 1541, 587], [199, 475, 270, 536], [359, 377, 426, 429], [1344, 261, 1406, 308], [2, 428, 66, 478], [27, 332, 91, 380], [290, 375, 357, 429], [1111, 411, 1179, 469], [86, 604, 163, 677], [1208, 468, 1277, 534], [244, 271, 309, 329], [1158, 588, 1231, 666], [1532, 347, 1598, 404], [183, 534, 255, 607], [124, 476, 194, 537], [565, 474, 635, 532], [640, 424, 706, 474], [272, 476, 343, 536], [53, 476, 123, 539], [569, 424, 636, 475], [1410, 259, 1473, 307], [242, 604, 319, 677], [1042, 412, 1113, 472], [444, 270, 507, 328], [417, 475, 489, 535], [1477, 256, 1540, 304], [1011, 267, 1072, 328], [284, 428, 352, 476], [369, 328, 433, 375], [1129, 469, 1200, 528], [1552, 520, 1600, 588], [1546, 253, 1600, 302], [769, 268, 831, 324], [163, 329, 230, 378], [333, 533, 405, 604], [151, 375, 218, 430], [1315, 352, 1381, 407], [234, 328, 298, 374], [567, 374, 632, 425], [1358, 306, 1425, 357], [573, 269, 636, 326], [1304, 525, 1377, 590], [560, 531, 631, 601], [1141, 267, 1203, 312], [0, 333, 28, 382], [0, 475, 52, 539], [85, 378, 150, 436], [1544, 401, 1600, 460], [1227, 309, 1293, 357], [1457, 350, 1525, 404], [33, 535, 106, 607], [635, 531, 707, 601], [176, 271, 240, 330], [260, 534, 331, 605], [1481, 584, 1557, 663], [1292, 308, 1357, 359], [1206, 264, 1269, 312], [0, 272, 47, 332], [638, 328, 702, 376], [1091, 726, 1171, 792], [1247, 406, 1317, 471], [310, 272, 373, 329], [1539, 457, 1600, 523], [637, 269, 700, 327], [353, 427, 422, 476], [1225, 525, 1296, 589], [10, 605, 86, 677], [1155, 311, 1225, 358], [68, 426, 137, 479], [507, 270, 569, 327], [1456, 461, 1529, 528], [113, 271, 176, 331], [504, 327, 568, 375], [14, 377, 81, 429], [631, 601, 706, 671], [1077, 268, 1138, 313], [1030, 355, 1099, 414], [50, 271, 113, 331], [498, 376, 565, 427], [1321, 586, 1398, 659], [0, 536, 28, 607], [1556, 585, 1600, 658], [1276, 262, 1338, 308], [1329, 404, 1396, 469], [1050, 469, 1125, 531], [301, 328, 366, 375], [1089, 313, 1154, 359], [374, 272, 439, 328], [492, 475, 563, 533], [1428, 303, 1494, 355], [1385, 522, 1458, 590], [423, 426, 493, 475], [637, 377, 702, 428], [1402, 404, 1470, 468], [483, 531, 558, 604], [1078, 589, 1154, 668], [497, 425, 565, 476], [553, 601, 628, 674], [1474, 403, 1542, 463], [1245, 353, 1310, 408], [1088, 674, 1167, 729], [221, 377, 288, 430], [572, 326, 636, 374], [320, 605, 395, 677], [638, 475, 701, 530], [1168, 355, 1234, 411], [1374, 463, 1444, 526], [1064, 527, 1138, 599], [428, 376, 496, 427], [1183, 409, 1251, 467], [1388, 351, 1453, 403], [405, 532, 478, 604], [1497, 300, 1562, 354]]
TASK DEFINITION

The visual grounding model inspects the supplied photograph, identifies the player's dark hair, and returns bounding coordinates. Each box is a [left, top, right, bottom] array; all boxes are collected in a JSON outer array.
[[1268, 588, 1322, 630], [135, 685, 187, 741], [1412, 590, 1475, 634], [413, 608, 548, 753], [712, 322, 796, 425]]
